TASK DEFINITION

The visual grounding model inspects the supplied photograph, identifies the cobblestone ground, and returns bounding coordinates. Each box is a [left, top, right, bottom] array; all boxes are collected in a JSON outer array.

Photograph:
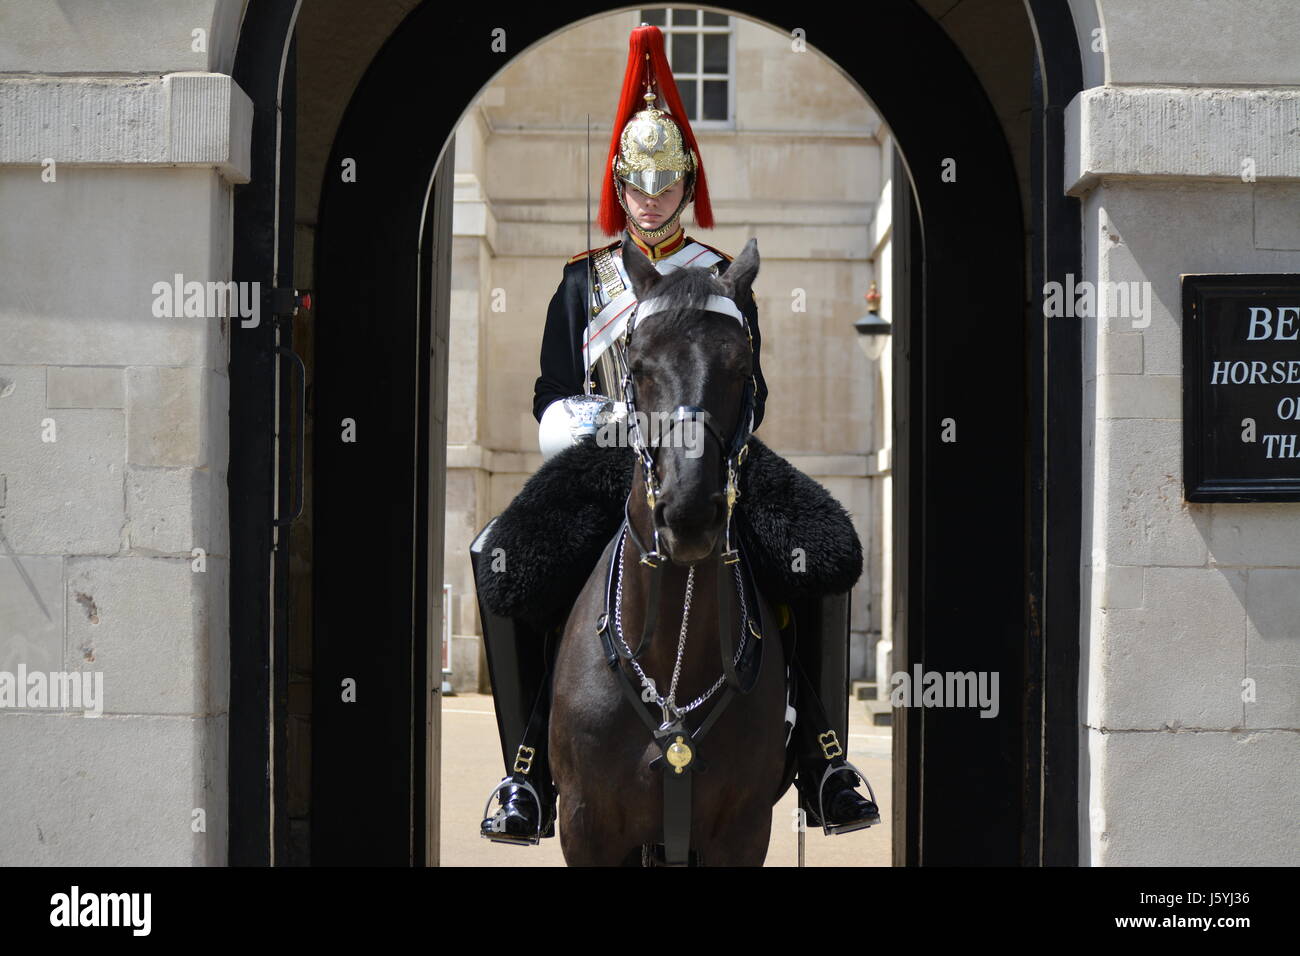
[[439, 692, 891, 867]]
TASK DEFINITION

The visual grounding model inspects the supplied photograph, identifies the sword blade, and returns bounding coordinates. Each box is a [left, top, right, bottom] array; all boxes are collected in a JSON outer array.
[[584, 112, 594, 395]]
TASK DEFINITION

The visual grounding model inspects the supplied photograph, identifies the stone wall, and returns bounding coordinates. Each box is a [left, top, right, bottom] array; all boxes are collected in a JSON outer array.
[[0, 0, 246, 863], [1068, 1, 1300, 864]]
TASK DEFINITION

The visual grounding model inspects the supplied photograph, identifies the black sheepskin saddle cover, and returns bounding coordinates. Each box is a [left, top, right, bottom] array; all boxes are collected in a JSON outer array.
[[478, 437, 862, 626]]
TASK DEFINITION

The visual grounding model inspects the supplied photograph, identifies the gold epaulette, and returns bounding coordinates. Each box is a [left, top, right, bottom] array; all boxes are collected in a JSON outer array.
[[566, 242, 618, 266]]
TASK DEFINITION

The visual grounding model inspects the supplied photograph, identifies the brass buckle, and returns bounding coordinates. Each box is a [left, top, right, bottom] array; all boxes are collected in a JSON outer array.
[[721, 465, 740, 565], [818, 730, 843, 760], [513, 744, 536, 775]]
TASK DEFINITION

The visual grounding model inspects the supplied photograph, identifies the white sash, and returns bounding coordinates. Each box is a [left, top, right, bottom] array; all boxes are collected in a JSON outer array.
[[582, 242, 724, 370]]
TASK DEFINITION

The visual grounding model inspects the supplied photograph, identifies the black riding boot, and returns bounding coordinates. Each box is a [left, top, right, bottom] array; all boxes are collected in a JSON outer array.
[[787, 593, 882, 835], [471, 521, 559, 845]]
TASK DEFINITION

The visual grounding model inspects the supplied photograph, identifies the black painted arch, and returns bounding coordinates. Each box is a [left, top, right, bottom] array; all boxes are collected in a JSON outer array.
[[232, 0, 1084, 866]]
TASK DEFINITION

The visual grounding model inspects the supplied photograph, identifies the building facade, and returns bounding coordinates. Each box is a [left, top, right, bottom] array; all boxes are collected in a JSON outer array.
[[0, 0, 1295, 866]]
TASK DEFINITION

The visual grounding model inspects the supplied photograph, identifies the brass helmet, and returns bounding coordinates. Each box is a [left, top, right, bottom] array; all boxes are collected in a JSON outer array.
[[614, 89, 696, 201], [598, 24, 713, 237]]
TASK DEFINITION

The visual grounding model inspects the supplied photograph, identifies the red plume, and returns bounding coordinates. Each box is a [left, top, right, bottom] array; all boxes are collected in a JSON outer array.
[[597, 24, 713, 236]]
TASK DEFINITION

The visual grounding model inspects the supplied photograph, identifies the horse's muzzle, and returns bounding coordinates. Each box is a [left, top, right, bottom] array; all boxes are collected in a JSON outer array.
[[657, 493, 727, 565]]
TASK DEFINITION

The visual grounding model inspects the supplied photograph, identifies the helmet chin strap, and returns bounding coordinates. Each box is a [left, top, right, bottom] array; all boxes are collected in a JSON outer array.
[[618, 175, 695, 244]]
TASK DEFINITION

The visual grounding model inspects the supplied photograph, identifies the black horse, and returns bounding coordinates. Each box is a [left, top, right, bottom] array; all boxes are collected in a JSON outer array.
[[548, 239, 790, 866]]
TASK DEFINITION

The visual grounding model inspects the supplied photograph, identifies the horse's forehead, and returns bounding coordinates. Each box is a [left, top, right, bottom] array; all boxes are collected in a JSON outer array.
[[637, 306, 746, 350]]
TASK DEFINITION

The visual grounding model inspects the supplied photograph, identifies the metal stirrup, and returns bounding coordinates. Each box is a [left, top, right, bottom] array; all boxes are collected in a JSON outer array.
[[480, 777, 545, 845], [816, 758, 880, 836]]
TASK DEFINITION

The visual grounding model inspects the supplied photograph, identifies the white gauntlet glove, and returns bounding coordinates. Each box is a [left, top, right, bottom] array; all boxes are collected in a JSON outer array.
[[538, 395, 627, 461]]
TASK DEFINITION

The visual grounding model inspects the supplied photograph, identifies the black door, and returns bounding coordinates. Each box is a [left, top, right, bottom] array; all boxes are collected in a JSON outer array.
[[309, 55, 452, 864], [229, 0, 301, 866]]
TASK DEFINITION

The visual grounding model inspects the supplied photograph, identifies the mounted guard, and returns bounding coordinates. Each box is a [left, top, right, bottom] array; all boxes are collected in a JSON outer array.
[[472, 23, 880, 863]]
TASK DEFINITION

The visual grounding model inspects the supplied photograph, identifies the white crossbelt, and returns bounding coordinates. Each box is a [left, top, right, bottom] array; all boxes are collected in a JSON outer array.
[[582, 241, 724, 370]]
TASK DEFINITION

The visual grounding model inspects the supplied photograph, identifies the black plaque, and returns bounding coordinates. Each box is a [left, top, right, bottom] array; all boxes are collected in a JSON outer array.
[[1183, 274, 1300, 502]]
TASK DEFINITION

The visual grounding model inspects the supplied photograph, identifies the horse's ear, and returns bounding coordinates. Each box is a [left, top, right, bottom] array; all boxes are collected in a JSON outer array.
[[719, 237, 760, 303], [621, 238, 661, 300]]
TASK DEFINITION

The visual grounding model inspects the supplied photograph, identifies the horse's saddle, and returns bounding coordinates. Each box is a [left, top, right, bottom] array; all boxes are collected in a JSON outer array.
[[478, 436, 863, 628]]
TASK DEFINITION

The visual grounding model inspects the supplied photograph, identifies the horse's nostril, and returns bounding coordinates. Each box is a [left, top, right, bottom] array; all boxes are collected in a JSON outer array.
[[660, 490, 729, 533], [663, 499, 702, 530]]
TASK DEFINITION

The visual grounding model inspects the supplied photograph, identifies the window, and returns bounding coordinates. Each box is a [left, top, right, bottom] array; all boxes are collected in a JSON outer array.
[[639, 9, 734, 126]]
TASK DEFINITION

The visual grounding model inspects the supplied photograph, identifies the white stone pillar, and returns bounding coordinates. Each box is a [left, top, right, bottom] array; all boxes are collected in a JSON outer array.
[[0, 63, 249, 864], [1067, 81, 1300, 866]]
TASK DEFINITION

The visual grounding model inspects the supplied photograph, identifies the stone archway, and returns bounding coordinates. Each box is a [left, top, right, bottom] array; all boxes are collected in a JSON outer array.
[[230, 0, 1085, 865]]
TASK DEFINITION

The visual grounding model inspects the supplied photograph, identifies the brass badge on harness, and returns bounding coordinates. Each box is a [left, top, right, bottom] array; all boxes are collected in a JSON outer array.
[[665, 735, 694, 774]]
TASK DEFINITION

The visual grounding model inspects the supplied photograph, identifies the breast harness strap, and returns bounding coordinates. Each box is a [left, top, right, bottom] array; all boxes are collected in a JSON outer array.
[[594, 519, 766, 866]]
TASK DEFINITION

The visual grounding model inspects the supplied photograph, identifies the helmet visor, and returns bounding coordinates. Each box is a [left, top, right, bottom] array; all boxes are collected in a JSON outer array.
[[619, 167, 685, 198]]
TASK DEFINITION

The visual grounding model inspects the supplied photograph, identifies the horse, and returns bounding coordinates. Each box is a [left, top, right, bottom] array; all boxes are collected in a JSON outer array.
[[548, 238, 789, 866]]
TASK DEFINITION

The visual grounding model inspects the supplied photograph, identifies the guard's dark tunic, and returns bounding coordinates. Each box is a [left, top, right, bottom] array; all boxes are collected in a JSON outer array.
[[532, 229, 769, 428]]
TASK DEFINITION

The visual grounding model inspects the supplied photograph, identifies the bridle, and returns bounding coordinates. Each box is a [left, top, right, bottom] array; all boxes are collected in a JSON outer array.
[[594, 285, 768, 865], [619, 290, 757, 571]]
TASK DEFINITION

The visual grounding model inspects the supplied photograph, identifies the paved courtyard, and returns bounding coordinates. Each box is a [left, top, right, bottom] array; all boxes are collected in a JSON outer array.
[[439, 692, 891, 867]]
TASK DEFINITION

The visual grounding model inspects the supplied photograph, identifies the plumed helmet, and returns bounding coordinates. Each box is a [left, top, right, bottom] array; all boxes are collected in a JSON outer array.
[[598, 24, 714, 236], [615, 97, 694, 199]]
